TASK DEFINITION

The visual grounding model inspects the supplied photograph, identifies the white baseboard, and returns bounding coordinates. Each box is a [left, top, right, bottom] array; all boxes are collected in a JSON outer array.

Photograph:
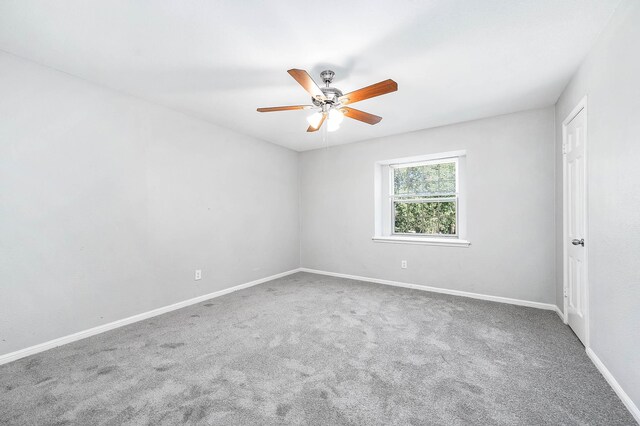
[[586, 348, 640, 424], [554, 305, 566, 322], [0, 268, 302, 366], [299, 268, 557, 311]]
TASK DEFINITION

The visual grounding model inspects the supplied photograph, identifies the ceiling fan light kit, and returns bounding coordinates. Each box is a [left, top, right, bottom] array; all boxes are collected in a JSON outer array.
[[306, 111, 324, 129], [257, 68, 397, 133]]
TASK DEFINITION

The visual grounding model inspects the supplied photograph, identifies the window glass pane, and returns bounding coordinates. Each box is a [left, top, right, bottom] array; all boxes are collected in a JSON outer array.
[[394, 161, 456, 196], [394, 201, 457, 235]]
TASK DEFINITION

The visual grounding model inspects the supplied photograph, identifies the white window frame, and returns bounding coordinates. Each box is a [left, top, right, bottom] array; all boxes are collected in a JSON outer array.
[[373, 150, 470, 247]]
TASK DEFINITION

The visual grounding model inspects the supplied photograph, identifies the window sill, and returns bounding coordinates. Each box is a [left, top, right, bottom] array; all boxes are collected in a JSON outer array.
[[372, 236, 471, 247]]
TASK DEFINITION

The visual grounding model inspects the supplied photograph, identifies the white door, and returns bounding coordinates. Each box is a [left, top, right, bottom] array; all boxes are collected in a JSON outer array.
[[564, 105, 587, 345]]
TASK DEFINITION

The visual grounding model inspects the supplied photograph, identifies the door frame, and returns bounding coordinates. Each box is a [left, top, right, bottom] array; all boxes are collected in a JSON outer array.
[[562, 95, 589, 348]]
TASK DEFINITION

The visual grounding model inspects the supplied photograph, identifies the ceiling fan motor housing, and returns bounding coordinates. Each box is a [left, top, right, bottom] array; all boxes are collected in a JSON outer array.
[[313, 87, 344, 106], [312, 70, 343, 106]]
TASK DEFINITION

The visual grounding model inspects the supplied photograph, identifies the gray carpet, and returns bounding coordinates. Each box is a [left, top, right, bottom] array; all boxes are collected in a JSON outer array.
[[0, 272, 634, 425]]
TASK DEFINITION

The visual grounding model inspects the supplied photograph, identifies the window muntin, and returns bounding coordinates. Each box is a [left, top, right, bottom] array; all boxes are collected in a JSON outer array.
[[390, 158, 458, 236]]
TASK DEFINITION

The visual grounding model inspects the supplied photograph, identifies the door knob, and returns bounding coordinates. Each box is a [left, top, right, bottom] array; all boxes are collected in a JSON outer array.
[[571, 238, 584, 246]]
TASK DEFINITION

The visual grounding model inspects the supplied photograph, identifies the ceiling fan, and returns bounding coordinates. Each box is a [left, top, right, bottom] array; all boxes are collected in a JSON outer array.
[[257, 69, 398, 133]]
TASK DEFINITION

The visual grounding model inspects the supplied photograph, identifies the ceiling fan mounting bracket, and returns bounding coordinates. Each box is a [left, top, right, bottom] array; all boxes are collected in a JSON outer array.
[[320, 69, 335, 85]]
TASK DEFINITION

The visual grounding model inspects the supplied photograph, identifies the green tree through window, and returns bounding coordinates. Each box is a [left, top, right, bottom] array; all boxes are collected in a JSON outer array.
[[392, 160, 457, 235]]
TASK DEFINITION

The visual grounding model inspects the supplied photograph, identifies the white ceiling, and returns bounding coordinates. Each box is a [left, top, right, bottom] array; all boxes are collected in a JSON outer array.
[[0, 0, 620, 151]]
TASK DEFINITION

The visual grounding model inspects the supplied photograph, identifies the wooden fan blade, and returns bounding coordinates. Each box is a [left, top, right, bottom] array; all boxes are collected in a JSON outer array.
[[339, 79, 398, 105], [288, 69, 326, 101], [306, 114, 326, 132], [342, 107, 382, 125], [257, 105, 312, 112]]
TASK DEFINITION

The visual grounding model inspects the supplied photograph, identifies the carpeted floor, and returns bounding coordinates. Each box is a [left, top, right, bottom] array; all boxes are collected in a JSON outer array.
[[0, 272, 634, 425]]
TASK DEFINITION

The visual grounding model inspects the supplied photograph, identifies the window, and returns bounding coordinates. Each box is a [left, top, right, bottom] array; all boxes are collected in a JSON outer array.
[[392, 158, 458, 236], [374, 151, 469, 247]]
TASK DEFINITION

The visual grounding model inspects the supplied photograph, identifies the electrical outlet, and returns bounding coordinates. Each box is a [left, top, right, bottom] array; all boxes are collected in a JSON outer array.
[[195, 269, 202, 280], [401, 260, 407, 269]]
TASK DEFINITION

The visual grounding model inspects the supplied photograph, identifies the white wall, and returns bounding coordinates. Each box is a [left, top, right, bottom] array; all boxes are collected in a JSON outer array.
[[555, 0, 640, 410], [0, 52, 299, 356], [300, 108, 556, 304]]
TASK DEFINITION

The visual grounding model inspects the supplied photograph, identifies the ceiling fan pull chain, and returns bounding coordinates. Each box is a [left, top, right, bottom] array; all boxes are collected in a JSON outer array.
[[322, 122, 328, 148]]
